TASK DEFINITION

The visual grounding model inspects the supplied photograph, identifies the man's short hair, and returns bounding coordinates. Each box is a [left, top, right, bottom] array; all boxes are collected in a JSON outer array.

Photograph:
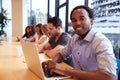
[[70, 5, 94, 20], [48, 16, 62, 28]]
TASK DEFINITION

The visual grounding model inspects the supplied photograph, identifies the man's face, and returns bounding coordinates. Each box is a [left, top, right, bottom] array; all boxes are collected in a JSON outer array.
[[47, 23, 59, 38], [71, 8, 93, 36]]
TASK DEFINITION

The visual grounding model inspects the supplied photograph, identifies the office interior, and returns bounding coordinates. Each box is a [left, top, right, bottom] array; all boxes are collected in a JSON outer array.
[[0, 0, 120, 63], [0, 0, 120, 58], [0, 0, 120, 80], [0, 0, 120, 79], [1, 0, 119, 58]]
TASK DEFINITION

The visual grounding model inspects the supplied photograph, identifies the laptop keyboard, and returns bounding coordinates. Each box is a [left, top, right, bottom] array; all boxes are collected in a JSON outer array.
[[42, 62, 64, 77]]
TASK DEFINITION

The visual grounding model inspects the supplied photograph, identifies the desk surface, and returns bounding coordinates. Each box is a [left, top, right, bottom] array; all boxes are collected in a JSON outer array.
[[0, 38, 41, 80], [0, 38, 75, 80]]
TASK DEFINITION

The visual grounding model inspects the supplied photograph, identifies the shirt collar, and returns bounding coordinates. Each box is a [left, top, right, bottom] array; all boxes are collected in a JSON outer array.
[[76, 29, 96, 42], [84, 29, 96, 42]]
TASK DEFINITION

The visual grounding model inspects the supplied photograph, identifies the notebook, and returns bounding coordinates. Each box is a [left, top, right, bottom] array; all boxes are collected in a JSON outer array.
[[20, 40, 71, 80]]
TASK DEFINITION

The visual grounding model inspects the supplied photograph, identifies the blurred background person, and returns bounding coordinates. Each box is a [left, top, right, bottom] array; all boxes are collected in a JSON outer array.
[[41, 24, 50, 38], [16, 25, 35, 41], [30, 23, 48, 45]]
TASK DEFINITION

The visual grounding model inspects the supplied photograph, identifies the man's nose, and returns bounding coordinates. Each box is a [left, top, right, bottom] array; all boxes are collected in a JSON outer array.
[[76, 20, 81, 25]]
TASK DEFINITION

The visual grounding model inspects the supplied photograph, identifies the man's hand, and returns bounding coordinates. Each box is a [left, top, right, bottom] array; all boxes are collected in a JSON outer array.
[[42, 60, 66, 76]]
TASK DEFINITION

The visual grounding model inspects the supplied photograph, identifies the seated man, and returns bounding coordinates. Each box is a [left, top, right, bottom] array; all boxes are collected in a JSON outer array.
[[39, 16, 72, 65], [42, 5, 117, 80]]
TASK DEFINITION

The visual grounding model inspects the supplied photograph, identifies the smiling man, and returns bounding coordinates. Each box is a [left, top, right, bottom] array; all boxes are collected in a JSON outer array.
[[43, 5, 117, 80]]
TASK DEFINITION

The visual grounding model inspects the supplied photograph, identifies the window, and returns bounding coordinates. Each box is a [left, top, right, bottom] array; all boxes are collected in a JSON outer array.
[[0, 0, 2, 12], [89, 0, 120, 58], [59, 6, 66, 31], [60, 0, 66, 5], [27, 0, 48, 25], [22, 0, 48, 35], [68, 0, 84, 35], [49, 0, 55, 17]]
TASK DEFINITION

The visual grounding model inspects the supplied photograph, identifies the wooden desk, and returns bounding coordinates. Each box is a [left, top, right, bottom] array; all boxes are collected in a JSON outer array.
[[0, 39, 41, 80], [0, 38, 75, 80]]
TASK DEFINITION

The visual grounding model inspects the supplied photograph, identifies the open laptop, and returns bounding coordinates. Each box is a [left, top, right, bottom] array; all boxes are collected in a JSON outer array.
[[20, 40, 71, 80]]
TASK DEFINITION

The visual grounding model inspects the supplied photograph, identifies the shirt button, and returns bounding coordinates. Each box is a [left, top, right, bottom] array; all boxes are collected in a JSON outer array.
[[78, 52, 79, 54]]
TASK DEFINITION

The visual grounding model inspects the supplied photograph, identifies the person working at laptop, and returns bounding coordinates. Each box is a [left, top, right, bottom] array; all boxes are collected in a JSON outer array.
[[43, 5, 117, 80], [39, 16, 72, 65], [30, 23, 49, 45]]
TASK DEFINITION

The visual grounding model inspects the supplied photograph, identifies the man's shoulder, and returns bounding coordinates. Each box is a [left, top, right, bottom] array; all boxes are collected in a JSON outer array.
[[62, 32, 71, 38], [58, 32, 71, 42], [94, 32, 110, 41]]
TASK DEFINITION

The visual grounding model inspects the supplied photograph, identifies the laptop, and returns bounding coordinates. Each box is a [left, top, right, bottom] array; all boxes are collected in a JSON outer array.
[[20, 40, 71, 80]]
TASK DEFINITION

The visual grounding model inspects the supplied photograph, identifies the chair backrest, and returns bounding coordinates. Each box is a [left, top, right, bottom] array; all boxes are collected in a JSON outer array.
[[118, 71, 120, 80], [116, 59, 120, 80], [117, 59, 120, 73]]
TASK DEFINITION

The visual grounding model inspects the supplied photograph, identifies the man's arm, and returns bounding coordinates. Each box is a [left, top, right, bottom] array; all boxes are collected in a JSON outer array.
[[52, 52, 64, 63], [39, 42, 51, 53], [46, 51, 116, 80], [45, 45, 64, 58], [63, 67, 116, 80], [46, 61, 116, 80]]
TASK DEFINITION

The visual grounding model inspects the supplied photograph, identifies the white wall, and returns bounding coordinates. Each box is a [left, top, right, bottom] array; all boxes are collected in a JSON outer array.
[[12, 0, 23, 37]]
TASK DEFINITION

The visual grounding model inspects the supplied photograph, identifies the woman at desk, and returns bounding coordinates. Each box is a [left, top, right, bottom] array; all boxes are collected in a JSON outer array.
[[17, 25, 35, 41], [30, 23, 48, 45]]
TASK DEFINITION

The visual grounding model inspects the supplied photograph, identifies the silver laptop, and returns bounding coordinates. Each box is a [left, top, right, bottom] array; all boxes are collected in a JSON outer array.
[[20, 40, 71, 80]]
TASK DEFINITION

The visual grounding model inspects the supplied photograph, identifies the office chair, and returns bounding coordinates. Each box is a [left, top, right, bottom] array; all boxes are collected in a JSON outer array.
[[116, 59, 120, 80]]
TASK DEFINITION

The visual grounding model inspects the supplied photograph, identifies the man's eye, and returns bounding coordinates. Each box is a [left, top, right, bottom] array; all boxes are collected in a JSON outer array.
[[71, 19, 76, 22], [80, 18, 84, 21]]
